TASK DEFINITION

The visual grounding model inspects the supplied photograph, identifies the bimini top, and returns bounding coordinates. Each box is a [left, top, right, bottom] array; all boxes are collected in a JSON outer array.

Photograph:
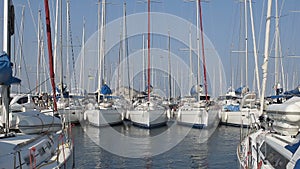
[[0, 52, 20, 85]]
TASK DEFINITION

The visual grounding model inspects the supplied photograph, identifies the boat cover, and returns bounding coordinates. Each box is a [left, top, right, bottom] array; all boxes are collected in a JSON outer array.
[[101, 84, 112, 95], [0, 52, 20, 85]]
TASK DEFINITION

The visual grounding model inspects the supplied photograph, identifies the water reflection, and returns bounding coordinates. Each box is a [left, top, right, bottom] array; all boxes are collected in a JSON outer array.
[[74, 122, 239, 168]]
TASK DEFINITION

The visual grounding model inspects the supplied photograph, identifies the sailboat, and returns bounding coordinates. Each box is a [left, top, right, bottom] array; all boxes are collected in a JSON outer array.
[[218, 0, 261, 127], [126, 0, 168, 128], [237, 1, 300, 168], [84, 0, 124, 127], [54, 0, 83, 124], [0, 0, 73, 168], [177, 0, 220, 129]]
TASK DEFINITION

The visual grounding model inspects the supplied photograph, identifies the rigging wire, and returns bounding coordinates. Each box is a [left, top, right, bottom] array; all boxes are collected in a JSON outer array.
[[67, 1, 78, 91]]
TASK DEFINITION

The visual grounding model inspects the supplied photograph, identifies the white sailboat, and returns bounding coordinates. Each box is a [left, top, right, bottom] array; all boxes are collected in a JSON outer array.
[[177, 0, 220, 129], [237, 1, 300, 168], [56, 0, 83, 124], [219, 92, 260, 127], [126, 0, 168, 129], [219, 0, 261, 127], [84, 0, 124, 127], [0, 1, 73, 168]]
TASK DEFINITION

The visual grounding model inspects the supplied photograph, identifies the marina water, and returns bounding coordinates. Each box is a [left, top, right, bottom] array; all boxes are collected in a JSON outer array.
[[72, 123, 240, 169]]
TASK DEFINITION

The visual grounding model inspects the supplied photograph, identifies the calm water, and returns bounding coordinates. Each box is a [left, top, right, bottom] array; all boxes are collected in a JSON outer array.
[[71, 122, 240, 169]]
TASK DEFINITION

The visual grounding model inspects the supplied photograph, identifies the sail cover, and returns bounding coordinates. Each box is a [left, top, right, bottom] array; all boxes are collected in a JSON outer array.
[[0, 52, 21, 85], [101, 84, 112, 95]]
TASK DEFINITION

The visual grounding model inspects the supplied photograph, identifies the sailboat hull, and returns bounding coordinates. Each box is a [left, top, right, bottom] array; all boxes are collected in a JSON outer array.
[[85, 108, 123, 127], [220, 109, 260, 127], [127, 109, 168, 128], [177, 108, 208, 129]]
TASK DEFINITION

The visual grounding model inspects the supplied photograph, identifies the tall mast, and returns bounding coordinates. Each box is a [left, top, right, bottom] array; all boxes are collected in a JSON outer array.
[[97, 0, 101, 101], [123, 2, 131, 99], [53, 0, 59, 79], [67, 0, 70, 94], [168, 31, 172, 101], [142, 34, 145, 91], [244, 0, 248, 87], [101, 0, 106, 85], [189, 26, 193, 90], [2, 0, 14, 134], [80, 17, 85, 91], [44, 0, 58, 111], [147, 0, 151, 101], [59, 0, 64, 99], [196, 0, 200, 87], [37, 9, 41, 93], [274, 0, 279, 90], [18, 6, 25, 94], [249, 0, 261, 97], [260, 0, 272, 115], [198, 0, 208, 101]]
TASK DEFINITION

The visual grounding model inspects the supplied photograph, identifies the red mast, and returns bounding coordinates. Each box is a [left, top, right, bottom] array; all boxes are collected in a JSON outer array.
[[147, 0, 151, 101], [44, 0, 57, 111], [198, 0, 208, 101]]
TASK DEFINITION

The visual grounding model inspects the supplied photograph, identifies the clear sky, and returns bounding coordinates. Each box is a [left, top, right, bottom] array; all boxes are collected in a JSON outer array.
[[1, 0, 300, 96]]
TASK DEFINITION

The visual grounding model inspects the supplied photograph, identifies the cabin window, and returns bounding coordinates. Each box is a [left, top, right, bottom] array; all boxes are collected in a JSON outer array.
[[46, 141, 52, 149], [38, 147, 46, 156], [260, 142, 289, 169], [17, 97, 28, 104]]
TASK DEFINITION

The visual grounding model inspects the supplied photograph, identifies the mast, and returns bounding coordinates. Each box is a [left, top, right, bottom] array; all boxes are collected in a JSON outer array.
[[123, 2, 131, 99], [44, 0, 58, 111], [244, 0, 248, 88], [249, 0, 261, 97], [66, 0, 70, 95], [2, 0, 14, 134], [101, 0, 106, 85], [198, 0, 208, 101], [36, 9, 41, 93], [53, 0, 59, 79], [260, 0, 272, 115], [147, 0, 151, 101], [168, 31, 172, 101], [97, 0, 101, 101], [18, 6, 25, 94], [189, 26, 193, 90], [80, 17, 85, 91], [59, 0, 64, 100], [142, 34, 145, 91], [274, 0, 280, 91]]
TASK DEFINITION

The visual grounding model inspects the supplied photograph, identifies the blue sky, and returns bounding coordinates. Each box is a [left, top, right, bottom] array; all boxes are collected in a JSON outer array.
[[1, 0, 300, 96]]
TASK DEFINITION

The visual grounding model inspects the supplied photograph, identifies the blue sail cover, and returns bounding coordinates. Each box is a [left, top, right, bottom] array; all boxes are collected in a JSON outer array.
[[284, 86, 300, 95], [101, 84, 112, 95], [0, 52, 21, 85], [235, 86, 249, 95], [224, 104, 240, 111]]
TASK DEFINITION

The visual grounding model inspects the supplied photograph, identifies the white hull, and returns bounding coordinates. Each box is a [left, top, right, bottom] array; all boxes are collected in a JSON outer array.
[[220, 108, 260, 127], [237, 129, 300, 169], [127, 109, 168, 128], [0, 132, 73, 169], [177, 108, 208, 128], [58, 106, 83, 124], [85, 108, 123, 127]]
